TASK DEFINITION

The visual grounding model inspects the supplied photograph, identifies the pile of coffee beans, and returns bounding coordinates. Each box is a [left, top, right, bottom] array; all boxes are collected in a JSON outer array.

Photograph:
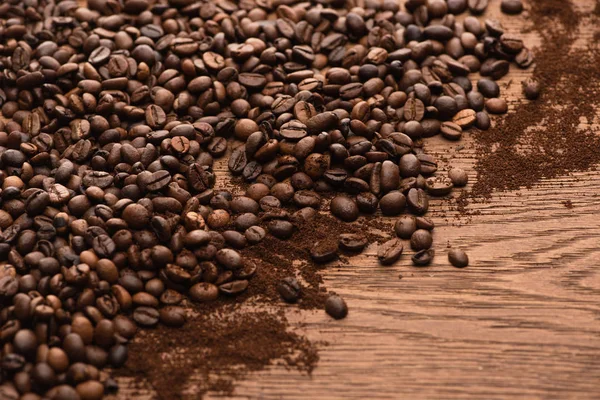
[[0, 0, 530, 397]]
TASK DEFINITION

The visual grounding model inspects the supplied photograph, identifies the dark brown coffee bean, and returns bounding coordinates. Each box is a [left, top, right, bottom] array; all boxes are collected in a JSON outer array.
[[310, 241, 338, 263], [501, 0, 523, 14], [377, 238, 403, 265], [485, 98, 508, 114], [325, 295, 348, 320], [215, 249, 243, 270], [338, 233, 368, 252], [394, 216, 417, 239], [330, 196, 359, 222], [412, 249, 435, 266], [356, 192, 379, 214], [189, 283, 219, 302], [523, 78, 540, 100], [410, 229, 433, 251], [425, 176, 454, 196], [468, 0, 488, 14], [452, 109, 477, 129], [407, 188, 429, 215], [245, 226, 266, 244], [448, 248, 469, 268], [133, 307, 159, 327], [379, 191, 406, 216], [219, 280, 249, 295], [267, 220, 295, 240], [277, 277, 301, 303], [449, 169, 469, 187]]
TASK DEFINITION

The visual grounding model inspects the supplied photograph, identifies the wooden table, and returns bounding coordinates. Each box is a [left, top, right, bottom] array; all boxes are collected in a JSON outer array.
[[115, 0, 600, 398], [4, 0, 600, 398]]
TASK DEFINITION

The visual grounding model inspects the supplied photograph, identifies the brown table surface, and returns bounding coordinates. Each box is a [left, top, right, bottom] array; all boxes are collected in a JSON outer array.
[[3, 0, 600, 398]]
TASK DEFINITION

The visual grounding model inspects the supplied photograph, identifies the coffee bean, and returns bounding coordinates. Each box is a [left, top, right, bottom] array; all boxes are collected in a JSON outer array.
[[440, 121, 463, 141], [523, 78, 540, 100], [477, 79, 500, 98], [277, 277, 301, 303], [410, 229, 433, 251], [425, 176, 454, 196], [379, 191, 406, 216], [412, 249, 435, 266], [310, 241, 338, 263], [245, 226, 266, 244], [476, 111, 491, 130], [133, 307, 159, 327], [330, 196, 359, 222], [338, 233, 368, 252], [485, 98, 508, 114], [468, 0, 488, 15], [219, 280, 249, 295], [448, 248, 469, 268], [189, 283, 219, 302], [501, 0, 523, 14], [394, 216, 417, 239], [452, 109, 477, 129], [449, 169, 469, 187], [325, 295, 348, 320], [407, 188, 429, 214], [377, 238, 404, 265], [268, 220, 295, 240]]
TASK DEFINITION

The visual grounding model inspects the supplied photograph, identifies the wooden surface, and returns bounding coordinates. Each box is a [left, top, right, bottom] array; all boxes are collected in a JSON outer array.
[[4, 0, 600, 398]]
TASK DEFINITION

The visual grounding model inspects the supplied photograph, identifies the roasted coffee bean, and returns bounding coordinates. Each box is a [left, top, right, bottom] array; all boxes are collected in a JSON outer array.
[[410, 229, 433, 251], [440, 122, 462, 141], [268, 220, 295, 240], [133, 307, 160, 327], [310, 241, 338, 263], [190, 282, 219, 303], [452, 109, 477, 129], [277, 277, 301, 303], [412, 249, 435, 266], [448, 248, 469, 268], [394, 216, 417, 239], [523, 78, 541, 100], [448, 169, 469, 187], [356, 192, 379, 214], [338, 233, 368, 252], [377, 238, 404, 265], [501, 0, 523, 14], [219, 280, 249, 295], [379, 191, 406, 216], [325, 295, 348, 320], [468, 0, 488, 15], [330, 196, 359, 222], [476, 111, 491, 130], [485, 98, 508, 114], [425, 176, 454, 196], [407, 188, 429, 214]]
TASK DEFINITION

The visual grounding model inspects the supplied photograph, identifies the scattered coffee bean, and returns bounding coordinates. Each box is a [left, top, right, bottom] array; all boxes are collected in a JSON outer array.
[[412, 249, 435, 267], [448, 248, 470, 268], [377, 238, 404, 265], [325, 295, 348, 320], [277, 277, 302, 303], [501, 0, 523, 14]]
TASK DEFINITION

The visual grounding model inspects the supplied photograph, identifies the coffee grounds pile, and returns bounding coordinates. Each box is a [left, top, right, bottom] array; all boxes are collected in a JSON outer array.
[[471, 0, 600, 198], [242, 212, 388, 310], [121, 308, 318, 399], [118, 211, 388, 399]]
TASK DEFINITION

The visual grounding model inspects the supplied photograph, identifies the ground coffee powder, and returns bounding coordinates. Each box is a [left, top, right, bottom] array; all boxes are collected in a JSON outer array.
[[471, 0, 600, 199]]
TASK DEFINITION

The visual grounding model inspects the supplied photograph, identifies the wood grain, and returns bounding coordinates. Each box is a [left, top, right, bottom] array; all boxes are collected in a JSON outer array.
[[4, 0, 600, 398]]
